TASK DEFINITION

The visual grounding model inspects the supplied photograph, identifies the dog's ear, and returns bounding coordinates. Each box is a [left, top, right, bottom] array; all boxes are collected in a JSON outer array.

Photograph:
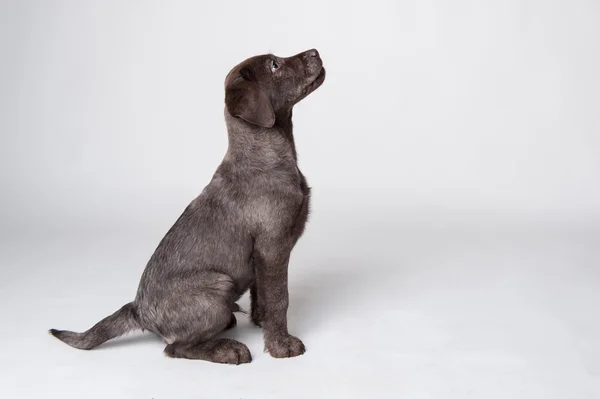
[[225, 68, 275, 128]]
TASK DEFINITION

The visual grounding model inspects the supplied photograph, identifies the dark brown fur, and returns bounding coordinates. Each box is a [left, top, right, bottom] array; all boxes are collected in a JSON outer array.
[[49, 49, 326, 365]]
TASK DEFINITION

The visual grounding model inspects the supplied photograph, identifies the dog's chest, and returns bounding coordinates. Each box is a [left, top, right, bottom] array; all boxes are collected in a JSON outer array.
[[244, 166, 309, 234]]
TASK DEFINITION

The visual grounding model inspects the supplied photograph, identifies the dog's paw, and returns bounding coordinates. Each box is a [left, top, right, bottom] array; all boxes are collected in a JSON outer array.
[[208, 339, 252, 365], [265, 334, 306, 358]]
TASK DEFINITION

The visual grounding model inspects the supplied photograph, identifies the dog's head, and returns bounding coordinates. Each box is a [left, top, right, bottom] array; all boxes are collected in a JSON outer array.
[[225, 49, 326, 128]]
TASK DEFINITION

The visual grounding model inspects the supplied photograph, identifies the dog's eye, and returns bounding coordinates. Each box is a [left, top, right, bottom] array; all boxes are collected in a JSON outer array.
[[270, 59, 279, 72]]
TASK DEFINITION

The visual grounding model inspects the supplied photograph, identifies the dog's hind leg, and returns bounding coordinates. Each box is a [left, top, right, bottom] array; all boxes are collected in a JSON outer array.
[[165, 338, 251, 364], [139, 271, 251, 364]]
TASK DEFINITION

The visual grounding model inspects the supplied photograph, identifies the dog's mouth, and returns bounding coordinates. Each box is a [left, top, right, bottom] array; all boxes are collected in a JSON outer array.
[[304, 67, 326, 94]]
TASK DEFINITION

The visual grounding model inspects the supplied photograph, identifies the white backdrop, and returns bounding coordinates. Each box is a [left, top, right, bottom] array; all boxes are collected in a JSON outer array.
[[1, 1, 599, 398], [2, 0, 599, 235]]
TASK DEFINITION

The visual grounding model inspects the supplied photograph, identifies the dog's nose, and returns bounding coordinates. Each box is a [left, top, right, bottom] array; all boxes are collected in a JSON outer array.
[[307, 49, 319, 58]]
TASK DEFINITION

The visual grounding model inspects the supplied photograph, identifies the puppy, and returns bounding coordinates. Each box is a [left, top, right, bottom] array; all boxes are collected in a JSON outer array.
[[49, 49, 326, 365]]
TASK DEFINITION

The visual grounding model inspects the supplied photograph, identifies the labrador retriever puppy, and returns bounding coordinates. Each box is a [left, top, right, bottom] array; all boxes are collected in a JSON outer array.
[[49, 49, 325, 365]]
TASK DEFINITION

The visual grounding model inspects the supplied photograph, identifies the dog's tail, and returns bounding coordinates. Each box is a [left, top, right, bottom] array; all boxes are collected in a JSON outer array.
[[49, 302, 140, 350]]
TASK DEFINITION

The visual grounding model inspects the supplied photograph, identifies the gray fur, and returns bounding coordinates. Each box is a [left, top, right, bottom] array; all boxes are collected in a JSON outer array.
[[49, 49, 325, 365]]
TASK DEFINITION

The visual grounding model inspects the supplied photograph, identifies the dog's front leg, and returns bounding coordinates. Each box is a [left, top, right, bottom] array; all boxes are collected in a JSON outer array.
[[252, 245, 305, 358], [250, 282, 264, 327]]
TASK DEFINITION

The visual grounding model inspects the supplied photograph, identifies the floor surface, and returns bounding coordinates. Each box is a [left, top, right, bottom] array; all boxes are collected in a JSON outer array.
[[1, 210, 599, 398]]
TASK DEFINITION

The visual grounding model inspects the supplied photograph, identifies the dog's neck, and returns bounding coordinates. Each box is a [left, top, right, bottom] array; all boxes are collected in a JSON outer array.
[[223, 110, 298, 169]]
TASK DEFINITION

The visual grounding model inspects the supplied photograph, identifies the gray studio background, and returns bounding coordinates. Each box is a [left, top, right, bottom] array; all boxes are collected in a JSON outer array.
[[1, 1, 599, 398]]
